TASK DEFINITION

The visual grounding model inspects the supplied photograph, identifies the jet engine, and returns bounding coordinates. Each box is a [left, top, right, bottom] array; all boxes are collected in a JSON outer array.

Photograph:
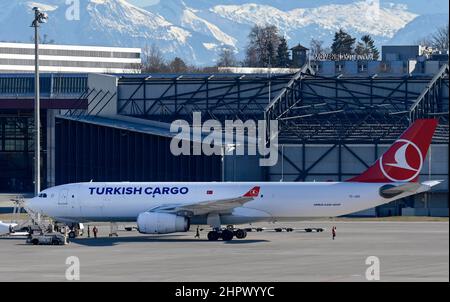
[[137, 212, 190, 234], [0, 221, 16, 235]]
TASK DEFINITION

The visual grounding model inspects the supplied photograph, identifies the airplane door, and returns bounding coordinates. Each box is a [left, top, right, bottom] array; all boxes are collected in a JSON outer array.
[[58, 189, 68, 205]]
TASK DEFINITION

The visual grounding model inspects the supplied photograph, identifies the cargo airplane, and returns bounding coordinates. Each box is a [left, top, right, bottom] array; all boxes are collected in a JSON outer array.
[[16, 119, 442, 241]]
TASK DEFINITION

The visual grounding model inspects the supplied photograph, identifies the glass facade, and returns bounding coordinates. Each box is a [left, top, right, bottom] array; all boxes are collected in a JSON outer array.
[[0, 111, 46, 193], [0, 44, 141, 73], [0, 74, 87, 96]]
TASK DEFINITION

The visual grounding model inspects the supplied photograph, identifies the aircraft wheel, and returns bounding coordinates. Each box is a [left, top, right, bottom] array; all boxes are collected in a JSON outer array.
[[31, 238, 39, 245], [207, 231, 220, 241], [221, 229, 234, 241], [234, 229, 247, 239], [68, 231, 76, 239]]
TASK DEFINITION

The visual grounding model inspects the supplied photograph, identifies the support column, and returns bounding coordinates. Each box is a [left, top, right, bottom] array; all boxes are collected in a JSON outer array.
[[46, 109, 56, 188]]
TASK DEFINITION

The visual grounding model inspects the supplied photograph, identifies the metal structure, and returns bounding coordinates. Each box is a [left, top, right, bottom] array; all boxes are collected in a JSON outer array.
[[115, 68, 448, 145], [266, 65, 449, 144], [0, 73, 87, 193], [31, 7, 48, 195], [117, 73, 293, 122]]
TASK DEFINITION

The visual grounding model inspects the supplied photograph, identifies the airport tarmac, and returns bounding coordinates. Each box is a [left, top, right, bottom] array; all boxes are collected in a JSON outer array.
[[0, 221, 448, 282]]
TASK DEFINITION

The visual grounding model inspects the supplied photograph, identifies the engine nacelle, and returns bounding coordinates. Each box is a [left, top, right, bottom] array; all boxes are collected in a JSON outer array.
[[137, 212, 190, 234], [0, 221, 15, 235]]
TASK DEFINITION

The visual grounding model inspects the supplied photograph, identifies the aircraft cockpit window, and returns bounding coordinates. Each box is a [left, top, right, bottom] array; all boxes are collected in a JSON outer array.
[[38, 193, 48, 198]]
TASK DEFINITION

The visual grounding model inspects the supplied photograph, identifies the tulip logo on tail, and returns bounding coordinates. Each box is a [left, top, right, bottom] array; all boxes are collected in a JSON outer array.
[[244, 186, 260, 197], [379, 139, 423, 182]]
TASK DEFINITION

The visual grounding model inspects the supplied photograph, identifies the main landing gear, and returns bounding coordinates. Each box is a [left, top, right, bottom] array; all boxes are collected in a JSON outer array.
[[207, 227, 247, 241]]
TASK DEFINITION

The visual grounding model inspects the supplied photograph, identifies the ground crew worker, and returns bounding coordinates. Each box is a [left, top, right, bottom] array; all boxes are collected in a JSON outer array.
[[332, 226, 336, 240], [93, 226, 98, 238], [87, 225, 90, 238], [195, 226, 200, 239]]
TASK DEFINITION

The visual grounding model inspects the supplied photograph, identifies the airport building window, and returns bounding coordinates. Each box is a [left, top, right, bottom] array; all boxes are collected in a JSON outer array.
[[0, 117, 32, 152], [0, 113, 45, 193], [0, 47, 140, 59], [335, 62, 344, 72], [358, 62, 368, 72], [0, 58, 138, 69]]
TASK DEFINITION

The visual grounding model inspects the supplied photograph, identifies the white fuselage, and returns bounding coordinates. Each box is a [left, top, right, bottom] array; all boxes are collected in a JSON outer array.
[[27, 181, 413, 225]]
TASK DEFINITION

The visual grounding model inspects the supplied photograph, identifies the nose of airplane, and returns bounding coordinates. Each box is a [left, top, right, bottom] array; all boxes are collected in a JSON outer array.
[[25, 197, 40, 213]]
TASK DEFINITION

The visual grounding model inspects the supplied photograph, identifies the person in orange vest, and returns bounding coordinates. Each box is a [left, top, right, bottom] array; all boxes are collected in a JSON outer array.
[[332, 226, 336, 240]]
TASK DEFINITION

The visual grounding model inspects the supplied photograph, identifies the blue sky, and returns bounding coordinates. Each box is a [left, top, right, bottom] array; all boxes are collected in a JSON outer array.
[[127, 0, 449, 15]]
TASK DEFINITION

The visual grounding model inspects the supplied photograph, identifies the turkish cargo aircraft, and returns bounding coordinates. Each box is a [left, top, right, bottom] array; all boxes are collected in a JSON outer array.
[[22, 119, 441, 241]]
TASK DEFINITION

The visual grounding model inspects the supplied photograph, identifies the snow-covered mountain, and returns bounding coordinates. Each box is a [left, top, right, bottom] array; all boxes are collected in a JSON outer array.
[[388, 13, 449, 45], [0, 0, 446, 65], [195, 1, 418, 55], [0, 0, 201, 61]]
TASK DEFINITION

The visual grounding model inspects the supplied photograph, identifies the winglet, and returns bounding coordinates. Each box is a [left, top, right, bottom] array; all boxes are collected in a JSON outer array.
[[243, 186, 260, 197]]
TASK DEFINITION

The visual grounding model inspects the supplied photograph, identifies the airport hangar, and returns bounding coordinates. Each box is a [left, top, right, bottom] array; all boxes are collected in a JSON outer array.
[[0, 65, 448, 217]]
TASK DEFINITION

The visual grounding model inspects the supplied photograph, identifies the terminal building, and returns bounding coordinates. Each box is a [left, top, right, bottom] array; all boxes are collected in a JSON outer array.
[[0, 45, 448, 217], [0, 42, 141, 74]]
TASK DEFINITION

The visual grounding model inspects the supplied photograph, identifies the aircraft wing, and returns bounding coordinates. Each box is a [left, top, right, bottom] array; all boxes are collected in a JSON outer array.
[[150, 186, 260, 216]]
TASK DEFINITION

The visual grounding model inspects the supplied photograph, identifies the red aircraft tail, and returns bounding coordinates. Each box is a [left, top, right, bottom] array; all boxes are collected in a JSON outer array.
[[348, 119, 438, 183]]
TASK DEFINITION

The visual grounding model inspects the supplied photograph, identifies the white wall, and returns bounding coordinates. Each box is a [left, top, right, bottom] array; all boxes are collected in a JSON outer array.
[[87, 74, 118, 116]]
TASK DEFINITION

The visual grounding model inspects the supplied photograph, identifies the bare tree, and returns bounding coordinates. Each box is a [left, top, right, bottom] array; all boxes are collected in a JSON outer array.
[[245, 25, 281, 67], [414, 37, 433, 47], [415, 25, 449, 52], [216, 47, 238, 67], [431, 24, 449, 52], [142, 44, 168, 73], [310, 39, 324, 59]]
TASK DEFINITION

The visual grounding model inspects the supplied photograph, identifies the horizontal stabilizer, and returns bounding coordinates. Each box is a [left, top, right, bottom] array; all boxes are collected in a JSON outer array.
[[379, 180, 443, 198]]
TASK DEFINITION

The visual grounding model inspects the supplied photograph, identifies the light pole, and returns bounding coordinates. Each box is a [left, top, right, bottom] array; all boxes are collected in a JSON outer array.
[[31, 7, 48, 196]]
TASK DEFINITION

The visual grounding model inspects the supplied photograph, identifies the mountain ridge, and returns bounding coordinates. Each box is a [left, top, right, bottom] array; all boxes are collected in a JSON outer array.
[[0, 0, 446, 65]]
